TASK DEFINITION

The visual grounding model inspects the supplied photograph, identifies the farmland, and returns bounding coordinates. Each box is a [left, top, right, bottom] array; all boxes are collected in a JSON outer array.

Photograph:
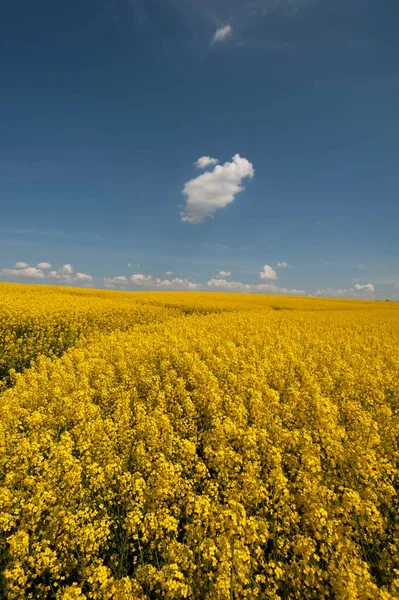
[[0, 283, 398, 599]]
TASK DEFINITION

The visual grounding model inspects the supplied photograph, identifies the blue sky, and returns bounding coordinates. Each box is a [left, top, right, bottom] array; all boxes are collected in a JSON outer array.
[[1, 0, 398, 297]]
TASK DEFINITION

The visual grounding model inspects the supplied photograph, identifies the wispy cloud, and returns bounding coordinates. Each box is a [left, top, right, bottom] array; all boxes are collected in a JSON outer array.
[[211, 24, 232, 44], [277, 261, 289, 268], [195, 156, 219, 169], [181, 154, 254, 224]]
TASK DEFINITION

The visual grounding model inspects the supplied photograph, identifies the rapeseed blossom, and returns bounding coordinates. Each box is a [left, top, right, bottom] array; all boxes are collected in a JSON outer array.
[[0, 283, 398, 598]]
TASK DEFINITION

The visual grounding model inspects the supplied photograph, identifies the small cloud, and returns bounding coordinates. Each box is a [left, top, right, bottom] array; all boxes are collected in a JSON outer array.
[[15, 261, 29, 269], [37, 262, 52, 269], [128, 263, 132, 268], [104, 276, 129, 286], [217, 271, 231, 277], [76, 272, 93, 283], [212, 25, 232, 44], [165, 270, 174, 276], [353, 283, 375, 292], [277, 261, 289, 268], [260, 264, 278, 280], [195, 156, 219, 169], [181, 154, 254, 224]]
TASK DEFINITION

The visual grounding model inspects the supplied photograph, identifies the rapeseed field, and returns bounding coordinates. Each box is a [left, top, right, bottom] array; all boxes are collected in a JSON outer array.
[[0, 283, 398, 599]]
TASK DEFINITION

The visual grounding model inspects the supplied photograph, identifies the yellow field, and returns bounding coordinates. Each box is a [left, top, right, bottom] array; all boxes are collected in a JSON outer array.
[[0, 283, 398, 599]]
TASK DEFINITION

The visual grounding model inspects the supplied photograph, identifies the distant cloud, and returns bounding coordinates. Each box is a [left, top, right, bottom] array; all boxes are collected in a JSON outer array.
[[48, 264, 92, 285], [217, 270, 231, 277], [207, 278, 304, 295], [165, 270, 174, 276], [260, 264, 278, 280], [277, 261, 289, 268], [76, 272, 93, 282], [212, 25, 232, 44], [131, 273, 199, 290], [15, 261, 28, 269], [195, 156, 219, 169], [315, 283, 376, 297], [131, 273, 153, 286], [104, 276, 129, 287], [181, 154, 254, 224], [37, 262, 52, 269], [353, 283, 375, 292], [128, 263, 132, 268], [1, 266, 44, 279]]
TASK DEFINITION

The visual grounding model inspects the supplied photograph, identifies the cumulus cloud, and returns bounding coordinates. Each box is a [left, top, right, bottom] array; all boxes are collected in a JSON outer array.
[[15, 262, 29, 269], [260, 264, 278, 280], [165, 271, 174, 276], [37, 262, 52, 269], [277, 261, 289, 268], [315, 283, 376, 297], [181, 154, 254, 224], [207, 278, 304, 295], [217, 271, 231, 277], [212, 25, 232, 44], [131, 273, 199, 290], [1, 266, 45, 279], [195, 156, 219, 169]]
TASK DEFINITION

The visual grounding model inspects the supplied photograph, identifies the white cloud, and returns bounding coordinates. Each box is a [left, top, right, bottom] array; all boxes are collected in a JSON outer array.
[[131, 273, 199, 290], [128, 263, 132, 268], [256, 283, 305, 295], [61, 264, 73, 275], [353, 283, 375, 292], [260, 264, 278, 280], [15, 262, 29, 269], [315, 283, 376, 297], [104, 276, 129, 286], [131, 273, 153, 286], [217, 271, 231, 277], [207, 278, 304, 295], [212, 25, 232, 44], [181, 154, 254, 224], [277, 261, 289, 268], [157, 277, 200, 290], [48, 264, 93, 285], [208, 278, 249, 291], [195, 156, 219, 169], [76, 272, 93, 282], [48, 264, 74, 282], [1, 266, 45, 279], [37, 262, 52, 269], [165, 271, 174, 276]]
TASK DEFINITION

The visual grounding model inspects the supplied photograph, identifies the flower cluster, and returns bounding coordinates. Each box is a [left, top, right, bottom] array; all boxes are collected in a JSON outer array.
[[0, 283, 398, 598]]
